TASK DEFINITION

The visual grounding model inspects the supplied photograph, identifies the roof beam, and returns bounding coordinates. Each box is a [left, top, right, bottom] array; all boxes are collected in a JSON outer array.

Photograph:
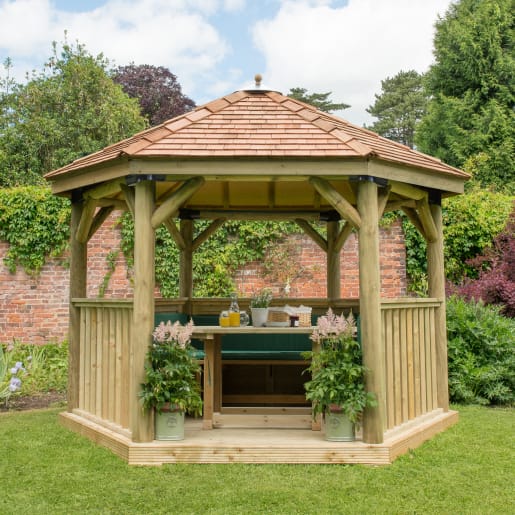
[[192, 219, 226, 251], [151, 177, 205, 229], [75, 198, 97, 243], [309, 176, 361, 229], [163, 219, 186, 251], [295, 219, 328, 252]]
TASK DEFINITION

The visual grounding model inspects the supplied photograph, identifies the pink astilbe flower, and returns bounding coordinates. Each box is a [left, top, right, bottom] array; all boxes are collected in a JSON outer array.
[[152, 320, 194, 349], [311, 308, 355, 344]]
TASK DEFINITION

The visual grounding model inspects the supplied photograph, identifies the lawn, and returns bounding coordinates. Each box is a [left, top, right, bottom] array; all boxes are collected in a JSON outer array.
[[1, 405, 513, 514]]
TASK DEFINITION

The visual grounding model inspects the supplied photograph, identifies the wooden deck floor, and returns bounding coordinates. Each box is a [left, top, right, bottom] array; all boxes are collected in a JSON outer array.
[[59, 408, 458, 465]]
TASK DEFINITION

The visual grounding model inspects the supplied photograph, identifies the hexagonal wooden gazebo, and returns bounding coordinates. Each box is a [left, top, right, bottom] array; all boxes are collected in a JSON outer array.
[[45, 84, 469, 464]]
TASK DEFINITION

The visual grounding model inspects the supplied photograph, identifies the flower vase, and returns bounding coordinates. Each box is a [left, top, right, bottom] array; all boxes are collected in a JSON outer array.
[[325, 407, 355, 442], [155, 405, 185, 441], [251, 307, 269, 327]]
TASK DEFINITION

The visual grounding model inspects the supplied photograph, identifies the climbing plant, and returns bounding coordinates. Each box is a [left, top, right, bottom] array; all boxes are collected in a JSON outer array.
[[0, 186, 70, 274], [120, 214, 300, 297]]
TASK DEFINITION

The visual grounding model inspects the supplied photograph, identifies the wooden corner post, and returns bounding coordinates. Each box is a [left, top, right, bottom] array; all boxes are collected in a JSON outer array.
[[427, 198, 449, 411], [68, 197, 87, 411], [357, 179, 385, 443], [130, 180, 155, 442], [179, 219, 194, 300], [327, 220, 341, 300]]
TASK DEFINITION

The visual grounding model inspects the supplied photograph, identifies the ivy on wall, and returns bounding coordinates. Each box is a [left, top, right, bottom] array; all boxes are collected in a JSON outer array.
[[0, 187, 70, 274], [120, 213, 300, 297]]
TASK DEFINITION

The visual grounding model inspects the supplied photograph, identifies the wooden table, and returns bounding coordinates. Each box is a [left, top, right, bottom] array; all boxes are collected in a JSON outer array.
[[191, 326, 314, 429]]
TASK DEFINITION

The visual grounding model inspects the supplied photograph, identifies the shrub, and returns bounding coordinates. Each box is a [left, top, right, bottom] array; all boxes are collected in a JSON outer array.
[[452, 206, 515, 317], [446, 296, 515, 406]]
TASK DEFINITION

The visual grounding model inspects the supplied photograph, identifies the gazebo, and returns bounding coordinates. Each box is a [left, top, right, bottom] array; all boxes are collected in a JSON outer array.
[[45, 82, 469, 465]]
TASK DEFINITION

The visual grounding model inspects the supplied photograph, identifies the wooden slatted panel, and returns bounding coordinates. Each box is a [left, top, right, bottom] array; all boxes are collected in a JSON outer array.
[[418, 307, 427, 414], [429, 307, 438, 409], [406, 307, 415, 420], [383, 309, 395, 430], [108, 309, 116, 423], [381, 299, 441, 430], [120, 308, 131, 429], [424, 307, 434, 411], [73, 300, 133, 433], [392, 308, 402, 427], [399, 307, 408, 423], [413, 307, 421, 417], [95, 307, 103, 417]]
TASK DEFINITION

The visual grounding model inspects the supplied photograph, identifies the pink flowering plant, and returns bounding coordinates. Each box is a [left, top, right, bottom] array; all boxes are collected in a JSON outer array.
[[140, 320, 202, 416], [303, 309, 376, 425]]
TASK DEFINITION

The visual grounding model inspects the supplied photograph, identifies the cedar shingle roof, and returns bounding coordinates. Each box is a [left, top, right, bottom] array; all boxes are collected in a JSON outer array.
[[45, 89, 468, 180]]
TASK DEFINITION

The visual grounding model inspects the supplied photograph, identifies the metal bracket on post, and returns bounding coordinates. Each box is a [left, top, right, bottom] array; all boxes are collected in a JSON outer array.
[[126, 174, 166, 186], [428, 189, 442, 206]]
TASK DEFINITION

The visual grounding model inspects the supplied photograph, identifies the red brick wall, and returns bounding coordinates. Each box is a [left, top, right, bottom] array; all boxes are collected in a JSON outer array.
[[0, 213, 406, 344], [234, 220, 406, 299]]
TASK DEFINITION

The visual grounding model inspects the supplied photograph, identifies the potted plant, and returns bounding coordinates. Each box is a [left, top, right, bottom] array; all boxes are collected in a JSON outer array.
[[249, 288, 273, 327], [140, 320, 203, 441], [302, 309, 377, 441]]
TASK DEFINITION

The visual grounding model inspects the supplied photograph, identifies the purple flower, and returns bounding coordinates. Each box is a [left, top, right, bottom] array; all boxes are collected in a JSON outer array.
[[9, 376, 22, 392]]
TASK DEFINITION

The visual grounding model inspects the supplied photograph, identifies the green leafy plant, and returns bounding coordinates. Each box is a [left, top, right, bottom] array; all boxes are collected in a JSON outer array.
[[0, 186, 70, 274], [140, 320, 202, 416], [249, 288, 273, 308], [1, 341, 68, 397], [302, 309, 376, 424], [446, 296, 515, 406], [120, 214, 299, 298]]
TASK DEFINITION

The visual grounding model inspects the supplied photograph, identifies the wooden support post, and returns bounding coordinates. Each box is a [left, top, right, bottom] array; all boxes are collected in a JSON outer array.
[[179, 219, 194, 301], [427, 201, 449, 411], [68, 199, 87, 411], [357, 180, 385, 444], [327, 220, 341, 300], [130, 180, 155, 442]]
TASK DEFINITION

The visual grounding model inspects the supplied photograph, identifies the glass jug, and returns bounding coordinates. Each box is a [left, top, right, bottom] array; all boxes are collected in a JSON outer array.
[[228, 292, 240, 327]]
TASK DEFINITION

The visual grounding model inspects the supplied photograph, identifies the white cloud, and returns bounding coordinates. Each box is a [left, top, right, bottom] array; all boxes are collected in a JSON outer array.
[[253, 0, 452, 125], [0, 0, 229, 92], [0, 0, 454, 125]]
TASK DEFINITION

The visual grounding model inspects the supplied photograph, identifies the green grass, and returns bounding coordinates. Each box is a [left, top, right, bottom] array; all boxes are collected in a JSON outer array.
[[1, 406, 513, 514]]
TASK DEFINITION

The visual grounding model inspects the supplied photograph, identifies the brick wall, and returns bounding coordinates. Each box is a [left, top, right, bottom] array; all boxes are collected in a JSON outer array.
[[0, 213, 406, 344]]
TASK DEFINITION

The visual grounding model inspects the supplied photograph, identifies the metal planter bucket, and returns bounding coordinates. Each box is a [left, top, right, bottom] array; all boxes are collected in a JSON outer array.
[[155, 408, 185, 441], [325, 410, 356, 442]]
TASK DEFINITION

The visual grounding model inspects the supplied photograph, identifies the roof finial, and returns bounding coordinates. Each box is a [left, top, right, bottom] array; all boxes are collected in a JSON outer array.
[[254, 73, 262, 88]]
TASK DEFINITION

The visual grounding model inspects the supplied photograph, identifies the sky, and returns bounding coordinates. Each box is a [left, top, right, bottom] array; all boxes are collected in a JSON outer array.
[[0, 0, 454, 126]]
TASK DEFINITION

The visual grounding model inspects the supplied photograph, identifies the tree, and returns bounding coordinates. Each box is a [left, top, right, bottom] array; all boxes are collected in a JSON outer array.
[[288, 87, 349, 113], [0, 40, 147, 187], [416, 0, 515, 192], [366, 70, 427, 148], [112, 64, 195, 126]]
